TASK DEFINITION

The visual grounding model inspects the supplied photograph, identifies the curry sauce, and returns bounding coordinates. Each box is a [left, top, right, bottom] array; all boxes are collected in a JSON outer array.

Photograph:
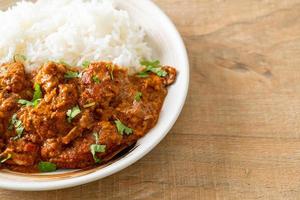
[[0, 61, 176, 172]]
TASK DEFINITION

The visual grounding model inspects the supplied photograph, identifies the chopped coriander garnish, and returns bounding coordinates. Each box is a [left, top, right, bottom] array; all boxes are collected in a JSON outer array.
[[83, 102, 96, 108], [141, 60, 160, 68], [139, 60, 167, 77], [38, 161, 57, 172], [32, 83, 42, 104], [18, 83, 42, 108], [13, 54, 27, 63], [92, 76, 101, 84], [137, 71, 149, 78], [18, 99, 33, 106], [90, 132, 106, 163], [93, 132, 99, 143], [8, 114, 17, 131], [82, 60, 91, 68], [32, 99, 41, 107], [134, 92, 142, 102], [14, 126, 24, 140], [33, 83, 42, 100], [0, 153, 12, 164], [114, 120, 133, 135], [64, 71, 81, 79], [90, 144, 106, 163], [14, 119, 22, 128], [8, 114, 25, 140], [150, 67, 168, 77], [66, 106, 81, 123]]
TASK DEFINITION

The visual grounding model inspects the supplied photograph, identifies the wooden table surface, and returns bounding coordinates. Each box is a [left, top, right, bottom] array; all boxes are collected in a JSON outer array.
[[1, 0, 300, 199]]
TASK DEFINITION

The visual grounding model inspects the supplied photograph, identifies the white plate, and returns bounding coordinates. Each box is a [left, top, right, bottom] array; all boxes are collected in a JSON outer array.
[[0, 0, 189, 191]]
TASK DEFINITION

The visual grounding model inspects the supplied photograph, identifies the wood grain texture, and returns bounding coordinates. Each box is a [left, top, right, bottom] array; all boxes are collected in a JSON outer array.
[[1, 0, 300, 199]]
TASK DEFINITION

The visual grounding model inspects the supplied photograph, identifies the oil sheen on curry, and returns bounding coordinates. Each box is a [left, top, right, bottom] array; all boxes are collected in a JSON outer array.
[[0, 60, 176, 173]]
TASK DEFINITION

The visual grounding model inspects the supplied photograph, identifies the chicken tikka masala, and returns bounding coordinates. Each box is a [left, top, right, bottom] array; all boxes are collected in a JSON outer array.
[[0, 60, 176, 172]]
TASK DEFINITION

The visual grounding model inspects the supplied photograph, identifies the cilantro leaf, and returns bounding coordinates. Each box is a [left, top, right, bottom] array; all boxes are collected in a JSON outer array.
[[90, 132, 106, 163], [90, 144, 106, 163], [137, 71, 149, 78], [93, 132, 99, 143], [150, 67, 168, 77], [13, 54, 27, 63], [140, 60, 160, 68], [32, 99, 41, 107], [8, 114, 25, 140], [18, 99, 34, 107], [33, 83, 42, 102], [114, 120, 133, 135], [139, 60, 167, 77], [92, 76, 101, 84], [134, 92, 142, 102], [64, 71, 81, 79], [82, 60, 91, 68], [8, 114, 17, 131], [18, 83, 42, 108], [0, 153, 12, 164], [66, 106, 81, 123], [14, 126, 24, 140], [38, 161, 57, 172]]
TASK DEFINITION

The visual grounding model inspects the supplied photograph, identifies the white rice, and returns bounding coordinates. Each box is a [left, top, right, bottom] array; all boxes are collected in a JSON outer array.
[[0, 0, 152, 72]]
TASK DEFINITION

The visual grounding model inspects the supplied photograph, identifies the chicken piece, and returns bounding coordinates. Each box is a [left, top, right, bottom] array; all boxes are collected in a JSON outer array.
[[162, 66, 177, 86], [49, 132, 95, 168], [80, 62, 121, 109], [0, 63, 32, 140], [1, 138, 39, 166], [48, 121, 123, 168], [0, 62, 30, 93], [115, 74, 167, 136], [34, 62, 67, 93], [41, 138, 62, 159], [0, 92, 21, 136]]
